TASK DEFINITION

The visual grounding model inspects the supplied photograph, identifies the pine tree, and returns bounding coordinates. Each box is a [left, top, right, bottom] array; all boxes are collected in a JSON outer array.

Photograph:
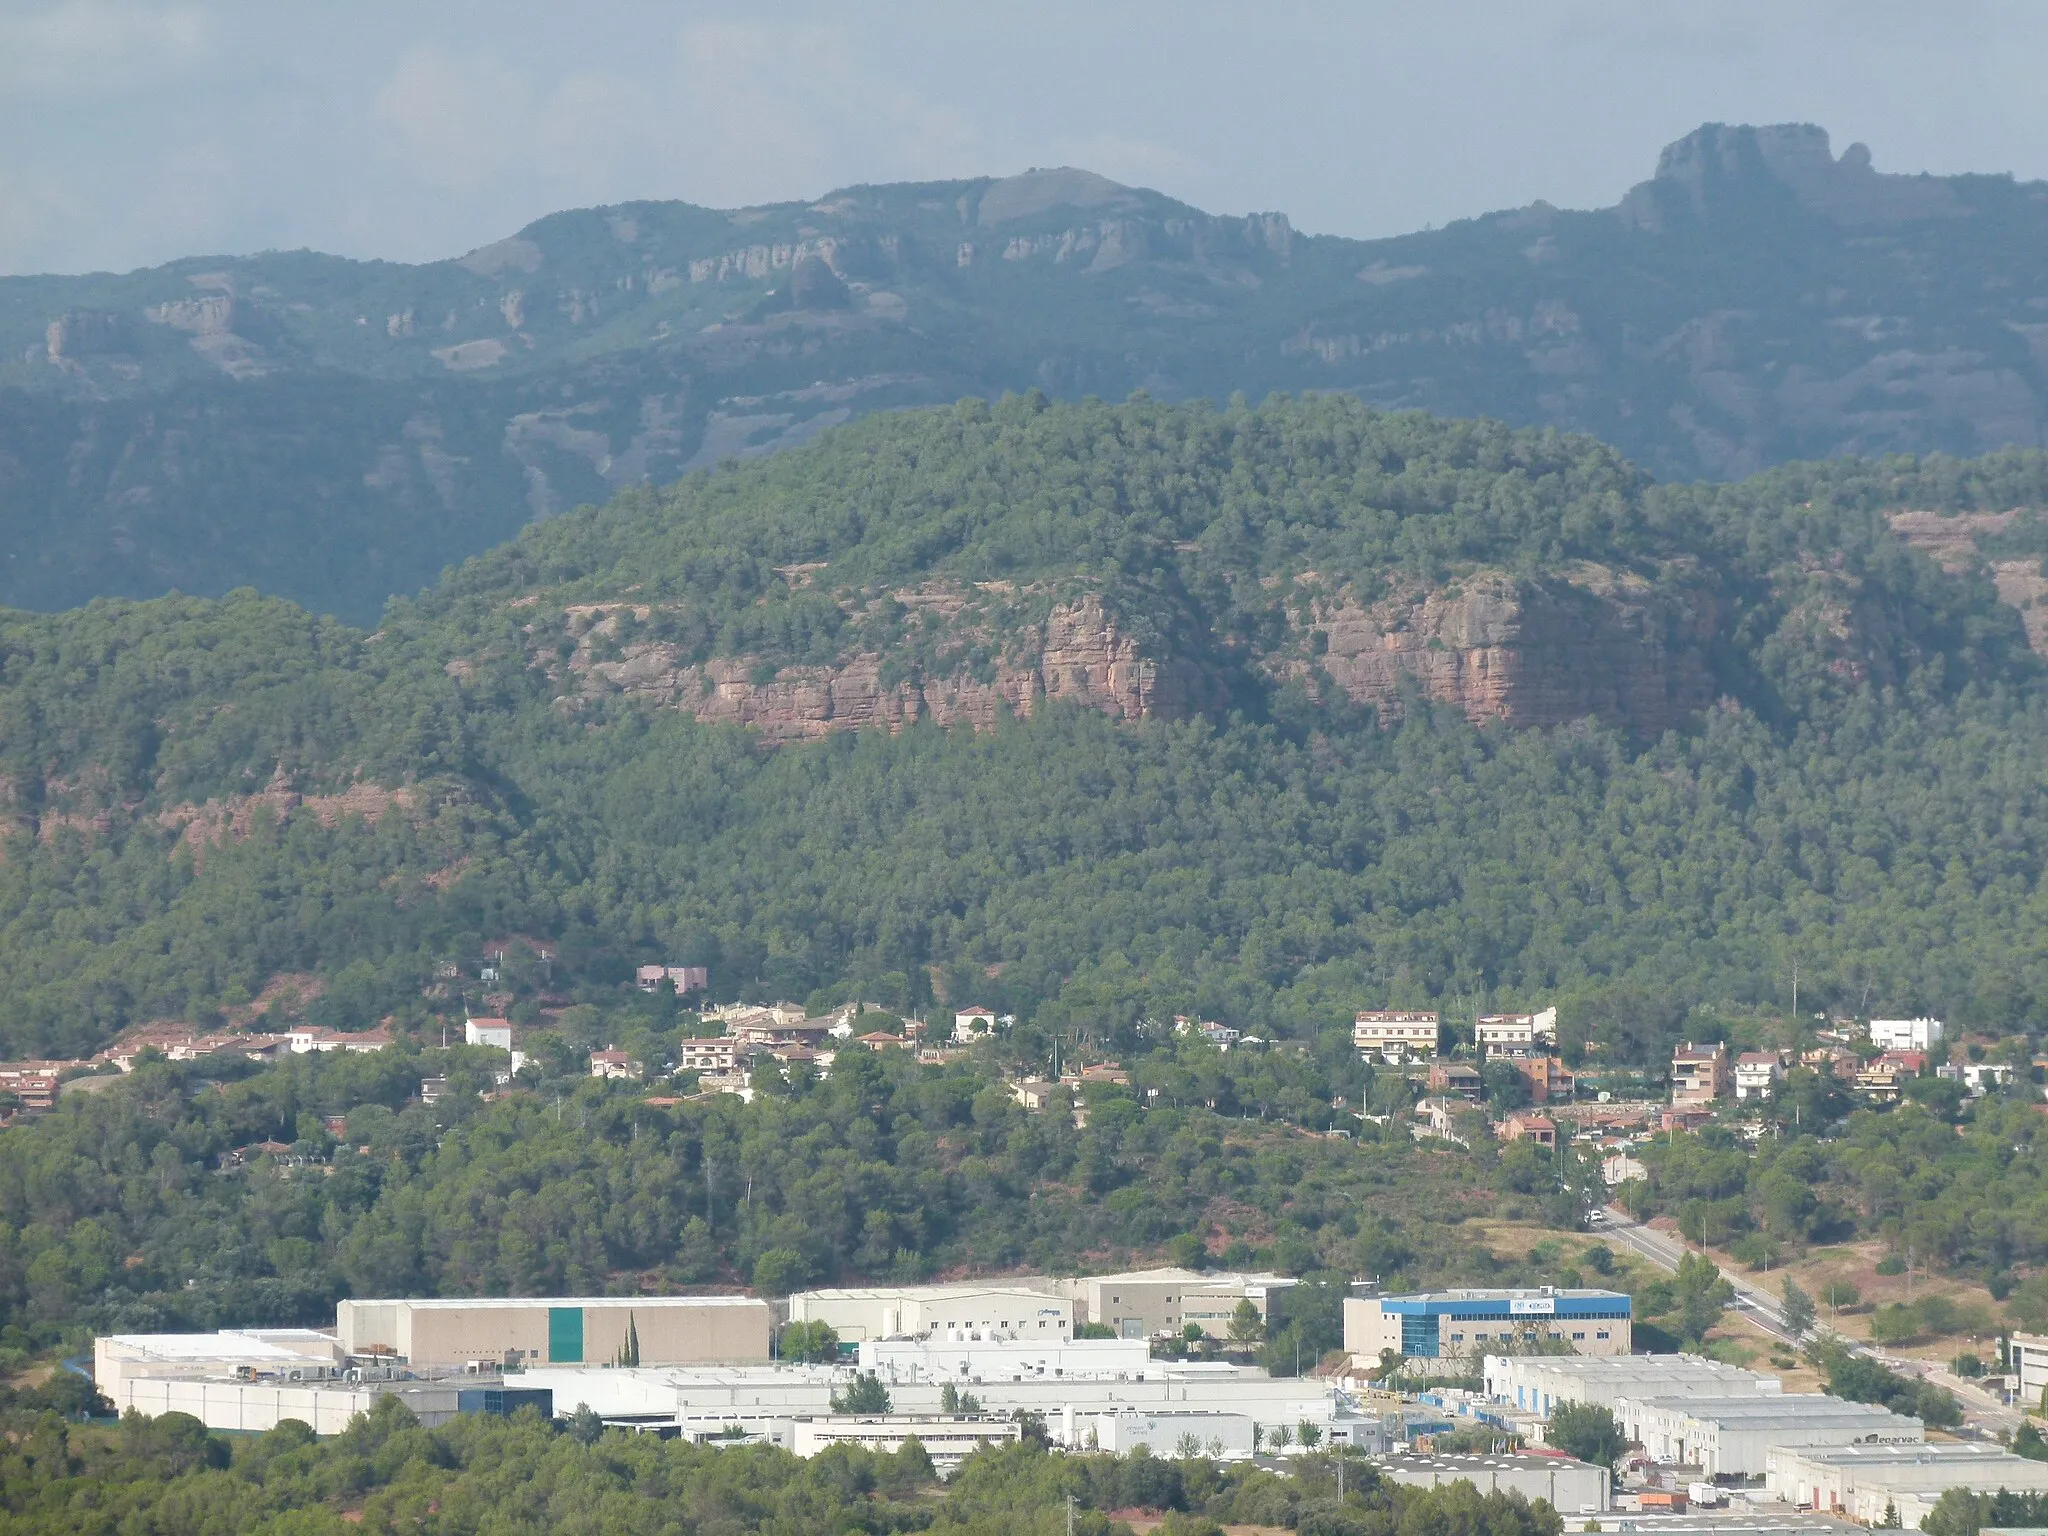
[[1781, 1277, 1815, 1338]]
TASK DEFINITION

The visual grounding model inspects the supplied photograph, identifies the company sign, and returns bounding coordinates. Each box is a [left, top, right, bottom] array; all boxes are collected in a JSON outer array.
[[1508, 1298, 1556, 1317]]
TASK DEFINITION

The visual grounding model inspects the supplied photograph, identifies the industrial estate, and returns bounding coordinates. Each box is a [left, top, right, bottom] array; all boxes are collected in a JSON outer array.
[[91, 1269, 2048, 1516]]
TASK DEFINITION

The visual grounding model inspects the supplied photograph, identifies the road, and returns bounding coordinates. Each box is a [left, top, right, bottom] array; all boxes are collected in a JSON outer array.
[[1597, 1205, 2020, 1435]]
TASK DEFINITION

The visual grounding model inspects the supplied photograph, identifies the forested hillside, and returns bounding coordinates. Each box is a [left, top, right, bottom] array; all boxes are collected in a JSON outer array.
[[0, 1043, 1496, 1355], [7, 123, 2048, 620], [4, 395, 2048, 1066], [1, 395, 2047, 1356]]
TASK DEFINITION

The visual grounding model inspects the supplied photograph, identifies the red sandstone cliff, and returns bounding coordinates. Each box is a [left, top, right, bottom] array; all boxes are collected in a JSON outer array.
[[572, 594, 1225, 743], [1274, 567, 1723, 733]]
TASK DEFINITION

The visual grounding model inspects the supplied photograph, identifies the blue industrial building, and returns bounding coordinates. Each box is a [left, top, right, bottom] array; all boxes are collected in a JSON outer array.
[[1344, 1288, 1632, 1372]]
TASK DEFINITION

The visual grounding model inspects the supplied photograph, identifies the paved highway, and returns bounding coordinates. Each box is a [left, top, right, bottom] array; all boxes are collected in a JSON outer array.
[[1597, 1205, 2019, 1435]]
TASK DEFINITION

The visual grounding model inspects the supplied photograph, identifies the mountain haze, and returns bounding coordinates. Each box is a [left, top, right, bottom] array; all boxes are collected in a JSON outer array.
[[5, 125, 2048, 623]]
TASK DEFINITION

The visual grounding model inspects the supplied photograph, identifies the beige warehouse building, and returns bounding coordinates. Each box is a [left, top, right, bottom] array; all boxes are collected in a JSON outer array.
[[337, 1296, 770, 1367], [1083, 1268, 1293, 1340]]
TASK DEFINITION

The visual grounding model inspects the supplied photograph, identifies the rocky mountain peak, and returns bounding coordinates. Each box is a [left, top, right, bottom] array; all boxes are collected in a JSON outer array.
[[1619, 121, 1967, 230]]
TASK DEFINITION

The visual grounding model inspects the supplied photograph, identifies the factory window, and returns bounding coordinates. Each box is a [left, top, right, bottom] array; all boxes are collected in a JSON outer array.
[[1572, 1332, 1585, 1341], [1596, 1330, 1610, 1340], [1449, 1332, 1464, 1343]]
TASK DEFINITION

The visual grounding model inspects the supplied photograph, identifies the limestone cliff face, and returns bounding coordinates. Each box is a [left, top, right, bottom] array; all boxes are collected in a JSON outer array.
[[573, 595, 1224, 743], [1279, 568, 1722, 733]]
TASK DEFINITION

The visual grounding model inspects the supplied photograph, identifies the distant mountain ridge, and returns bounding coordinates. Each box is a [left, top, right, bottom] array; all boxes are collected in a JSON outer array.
[[4, 125, 2047, 623]]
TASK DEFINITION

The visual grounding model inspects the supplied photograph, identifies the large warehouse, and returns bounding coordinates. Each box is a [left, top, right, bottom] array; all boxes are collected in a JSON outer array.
[[1616, 1394, 1923, 1477], [1766, 1442, 2048, 1527], [1346, 1288, 1632, 1373], [336, 1295, 771, 1367], [1378, 1451, 1610, 1515], [1486, 1353, 1779, 1414]]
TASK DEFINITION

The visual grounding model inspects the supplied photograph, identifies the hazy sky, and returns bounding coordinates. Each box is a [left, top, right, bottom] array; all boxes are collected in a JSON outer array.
[[4, 0, 2047, 276]]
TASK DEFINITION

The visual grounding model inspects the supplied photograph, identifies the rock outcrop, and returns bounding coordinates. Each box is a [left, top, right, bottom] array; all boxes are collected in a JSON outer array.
[[1888, 509, 2048, 653], [573, 595, 1224, 743], [159, 782, 419, 860], [1279, 568, 1722, 733]]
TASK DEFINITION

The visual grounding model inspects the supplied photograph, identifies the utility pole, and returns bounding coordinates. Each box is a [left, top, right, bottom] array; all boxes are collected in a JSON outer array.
[[1066, 1495, 1075, 1536]]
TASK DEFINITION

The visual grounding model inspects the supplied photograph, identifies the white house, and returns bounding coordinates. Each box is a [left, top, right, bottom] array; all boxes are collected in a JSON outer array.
[[953, 1008, 997, 1043], [464, 1016, 514, 1051], [1936, 1061, 2013, 1097], [1476, 1008, 1557, 1058], [589, 1049, 643, 1081], [1734, 1051, 1784, 1100], [1869, 1017, 1944, 1052], [285, 1027, 393, 1055]]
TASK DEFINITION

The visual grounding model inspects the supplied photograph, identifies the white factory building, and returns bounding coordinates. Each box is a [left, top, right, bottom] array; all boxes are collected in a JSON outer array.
[[856, 1335, 1152, 1381], [96, 1328, 345, 1397], [1378, 1451, 1611, 1515], [2010, 1330, 2048, 1408], [93, 1327, 525, 1433], [527, 1356, 1354, 1448], [1482, 1359, 1785, 1417], [1486, 1352, 1781, 1414], [1065, 1408, 1259, 1459], [1615, 1394, 1923, 1478], [785, 1283, 1073, 1343], [1766, 1442, 2048, 1528], [790, 1415, 1021, 1471]]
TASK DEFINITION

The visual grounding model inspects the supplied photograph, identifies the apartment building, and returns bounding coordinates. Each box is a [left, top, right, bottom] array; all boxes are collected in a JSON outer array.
[[1353, 1011, 1441, 1062], [1671, 1042, 1730, 1106]]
